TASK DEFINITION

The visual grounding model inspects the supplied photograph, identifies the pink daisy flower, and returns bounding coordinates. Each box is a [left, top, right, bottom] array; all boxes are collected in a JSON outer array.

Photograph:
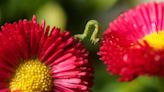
[[99, 2, 164, 81], [0, 16, 93, 92]]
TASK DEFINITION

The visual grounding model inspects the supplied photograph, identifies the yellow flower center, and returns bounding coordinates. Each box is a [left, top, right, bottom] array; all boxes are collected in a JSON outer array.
[[10, 59, 52, 92], [140, 31, 164, 50]]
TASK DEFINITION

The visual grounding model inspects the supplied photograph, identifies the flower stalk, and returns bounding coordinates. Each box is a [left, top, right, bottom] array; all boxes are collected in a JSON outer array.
[[158, 77, 164, 92]]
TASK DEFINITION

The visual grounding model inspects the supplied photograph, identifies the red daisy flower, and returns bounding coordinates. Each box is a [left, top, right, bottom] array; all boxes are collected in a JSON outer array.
[[0, 16, 93, 92], [98, 2, 164, 81]]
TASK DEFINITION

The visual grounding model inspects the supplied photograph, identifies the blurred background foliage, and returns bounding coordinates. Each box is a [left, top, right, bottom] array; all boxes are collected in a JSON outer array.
[[0, 0, 163, 92]]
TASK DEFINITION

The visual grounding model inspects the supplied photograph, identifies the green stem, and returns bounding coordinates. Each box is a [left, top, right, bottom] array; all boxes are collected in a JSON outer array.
[[158, 77, 164, 92], [74, 20, 100, 44]]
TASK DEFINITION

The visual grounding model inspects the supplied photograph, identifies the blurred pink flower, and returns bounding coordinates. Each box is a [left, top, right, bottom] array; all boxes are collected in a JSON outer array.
[[99, 2, 164, 81]]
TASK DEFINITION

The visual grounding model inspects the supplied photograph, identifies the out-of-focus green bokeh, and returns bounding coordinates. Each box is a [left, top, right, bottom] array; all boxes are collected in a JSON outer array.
[[0, 0, 162, 92]]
